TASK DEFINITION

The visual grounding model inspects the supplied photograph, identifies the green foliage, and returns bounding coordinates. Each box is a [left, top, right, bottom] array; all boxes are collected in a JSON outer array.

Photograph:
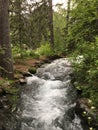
[[0, 78, 19, 111], [21, 49, 39, 59], [12, 45, 39, 59], [73, 37, 98, 107], [28, 67, 37, 74], [9, 0, 49, 48], [65, 0, 98, 110], [54, 27, 65, 54], [53, 10, 66, 54], [12, 45, 21, 58], [66, 0, 98, 53], [36, 42, 54, 56]]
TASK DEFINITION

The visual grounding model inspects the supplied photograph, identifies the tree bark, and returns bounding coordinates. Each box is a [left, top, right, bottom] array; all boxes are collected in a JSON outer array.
[[48, 0, 54, 49], [18, 0, 22, 47], [0, 0, 14, 79], [66, 0, 71, 35]]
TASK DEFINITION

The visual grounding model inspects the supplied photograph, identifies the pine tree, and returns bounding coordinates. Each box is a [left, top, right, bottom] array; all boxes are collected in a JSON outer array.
[[48, 0, 54, 49], [0, 0, 14, 79]]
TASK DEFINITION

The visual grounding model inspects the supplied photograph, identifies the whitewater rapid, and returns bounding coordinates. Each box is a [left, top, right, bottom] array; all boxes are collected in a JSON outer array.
[[17, 58, 83, 130]]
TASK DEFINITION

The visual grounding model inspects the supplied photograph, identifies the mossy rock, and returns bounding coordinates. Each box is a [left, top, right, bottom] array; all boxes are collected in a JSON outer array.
[[28, 67, 37, 74]]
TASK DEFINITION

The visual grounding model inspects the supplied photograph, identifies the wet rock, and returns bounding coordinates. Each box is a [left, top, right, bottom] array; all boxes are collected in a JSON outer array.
[[22, 72, 33, 77], [47, 55, 63, 61], [37, 58, 72, 81], [28, 68, 36, 74], [19, 78, 27, 85], [0, 87, 6, 96]]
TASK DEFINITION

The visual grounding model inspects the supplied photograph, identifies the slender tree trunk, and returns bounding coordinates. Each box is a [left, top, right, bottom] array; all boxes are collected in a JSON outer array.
[[0, 0, 14, 79], [66, 0, 71, 35], [18, 0, 22, 47], [48, 0, 54, 49], [64, 0, 71, 53]]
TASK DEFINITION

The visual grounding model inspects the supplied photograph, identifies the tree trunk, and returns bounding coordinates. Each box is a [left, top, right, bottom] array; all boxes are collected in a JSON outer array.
[[66, 0, 71, 35], [48, 0, 54, 49], [0, 0, 14, 79], [18, 0, 22, 47]]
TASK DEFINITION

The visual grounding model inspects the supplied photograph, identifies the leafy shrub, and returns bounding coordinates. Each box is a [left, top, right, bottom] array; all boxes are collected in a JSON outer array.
[[21, 49, 39, 59], [73, 37, 98, 107], [0, 78, 19, 110], [36, 43, 54, 56], [12, 45, 39, 59], [12, 45, 22, 58], [28, 67, 36, 74]]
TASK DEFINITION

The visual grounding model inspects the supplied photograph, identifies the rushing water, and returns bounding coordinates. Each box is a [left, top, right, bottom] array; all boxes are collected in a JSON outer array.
[[18, 58, 83, 130]]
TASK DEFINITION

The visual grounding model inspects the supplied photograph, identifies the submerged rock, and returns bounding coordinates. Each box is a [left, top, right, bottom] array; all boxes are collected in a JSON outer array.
[[36, 58, 72, 81]]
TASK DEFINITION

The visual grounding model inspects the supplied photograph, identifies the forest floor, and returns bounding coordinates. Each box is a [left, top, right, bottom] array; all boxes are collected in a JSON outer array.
[[14, 56, 48, 78]]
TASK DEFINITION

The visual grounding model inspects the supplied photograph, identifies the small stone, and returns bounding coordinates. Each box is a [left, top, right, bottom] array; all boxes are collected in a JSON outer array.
[[22, 72, 33, 77], [19, 79, 27, 85]]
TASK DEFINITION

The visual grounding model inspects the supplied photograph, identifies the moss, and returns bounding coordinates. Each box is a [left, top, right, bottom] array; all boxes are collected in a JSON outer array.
[[0, 78, 19, 111], [28, 67, 37, 74]]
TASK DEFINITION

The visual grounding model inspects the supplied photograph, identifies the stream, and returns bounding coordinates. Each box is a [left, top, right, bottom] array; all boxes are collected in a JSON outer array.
[[17, 58, 84, 130]]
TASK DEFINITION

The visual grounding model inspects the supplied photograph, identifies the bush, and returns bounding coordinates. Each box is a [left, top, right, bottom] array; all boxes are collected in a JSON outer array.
[[28, 67, 36, 74], [73, 37, 98, 108], [0, 78, 19, 110], [12, 45, 39, 59], [36, 42, 54, 56]]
